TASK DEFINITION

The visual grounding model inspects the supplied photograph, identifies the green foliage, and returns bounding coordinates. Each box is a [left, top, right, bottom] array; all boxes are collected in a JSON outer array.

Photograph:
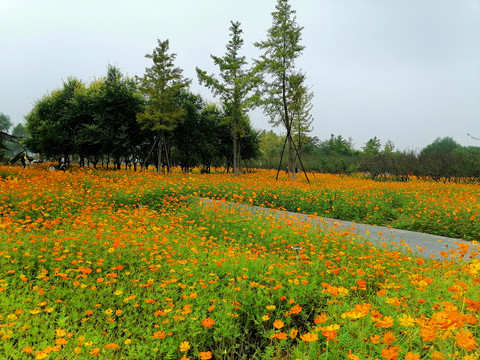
[[255, 0, 310, 179], [362, 137, 381, 157], [196, 21, 259, 176], [136, 39, 191, 172], [0, 112, 12, 133], [136, 39, 190, 133]]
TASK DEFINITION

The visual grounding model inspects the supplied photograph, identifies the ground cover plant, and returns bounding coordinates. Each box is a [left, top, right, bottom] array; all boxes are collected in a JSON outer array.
[[0, 166, 479, 359]]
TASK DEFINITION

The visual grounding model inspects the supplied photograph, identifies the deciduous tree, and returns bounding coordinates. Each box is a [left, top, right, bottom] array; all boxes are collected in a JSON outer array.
[[254, 0, 311, 180]]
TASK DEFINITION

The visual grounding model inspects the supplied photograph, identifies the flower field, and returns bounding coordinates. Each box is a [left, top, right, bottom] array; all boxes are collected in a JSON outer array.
[[0, 166, 479, 359]]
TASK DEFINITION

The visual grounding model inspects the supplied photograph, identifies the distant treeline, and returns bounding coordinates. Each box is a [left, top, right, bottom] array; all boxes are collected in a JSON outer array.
[[253, 132, 480, 182], [13, 68, 259, 173]]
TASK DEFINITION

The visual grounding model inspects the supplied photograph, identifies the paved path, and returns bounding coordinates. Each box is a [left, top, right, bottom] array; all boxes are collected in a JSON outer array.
[[198, 198, 479, 261]]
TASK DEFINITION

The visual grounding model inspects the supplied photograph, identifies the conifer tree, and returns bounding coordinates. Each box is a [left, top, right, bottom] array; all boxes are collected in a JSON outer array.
[[137, 39, 190, 173], [196, 21, 257, 176]]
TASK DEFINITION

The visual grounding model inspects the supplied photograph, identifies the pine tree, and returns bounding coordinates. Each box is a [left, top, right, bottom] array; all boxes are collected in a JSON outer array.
[[137, 39, 190, 173], [196, 21, 257, 176]]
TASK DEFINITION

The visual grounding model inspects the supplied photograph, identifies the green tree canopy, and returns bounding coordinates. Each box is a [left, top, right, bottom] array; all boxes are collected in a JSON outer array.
[[254, 0, 310, 180], [137, 39, 191, 173], [0, 113, 12, 133], [196, 21, 258, 176]]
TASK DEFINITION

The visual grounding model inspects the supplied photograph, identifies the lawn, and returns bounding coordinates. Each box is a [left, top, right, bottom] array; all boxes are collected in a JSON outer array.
[[0, 166, 478, 359]]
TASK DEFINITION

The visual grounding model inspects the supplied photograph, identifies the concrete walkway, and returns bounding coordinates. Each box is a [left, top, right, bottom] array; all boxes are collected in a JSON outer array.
[[198, 198, 480, 261]]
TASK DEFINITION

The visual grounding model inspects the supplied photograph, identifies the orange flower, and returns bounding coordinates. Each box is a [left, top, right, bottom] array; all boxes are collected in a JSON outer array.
[[273, 320, 284, 329], [377, 289, 387, 296], [314, 313, 328, 324], [89, 347, 101, 356], [357, 279, 367, 290], [300, 332, 318, 342], [380, 346, 400, 360], [23, 346, 34, 353], [370, 335, 381, 344], [55, 337, 68, 345], [431, 351, 445, 360], [420, 327, 436, 342], [405, 352, 420, 360], [289, 328, 298, 339], [455, 329, 477, 352], [103, 343, 120, 349], [271, 332, 288, 340], [375, 316, 394, 328], [383, 331, 395, 345], [290, 304, 302, 314], [199, 351, 212, 360], [152, 331, 166, 339], [201, 317, 214, 328]]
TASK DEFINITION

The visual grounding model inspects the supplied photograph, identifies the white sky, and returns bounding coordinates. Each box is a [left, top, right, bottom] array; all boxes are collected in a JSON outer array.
[[1, 0, 479, 151]]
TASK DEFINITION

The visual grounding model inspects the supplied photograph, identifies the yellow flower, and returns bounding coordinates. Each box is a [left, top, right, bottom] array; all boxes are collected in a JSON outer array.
[[262, 314, 270, 321], [55, 328, 66, 337], [398, 314, 415, 327], [300, 332, 319, 342], [74, 347, 81, 354], [124, 339, 132, 345], [114, 290, 122, 296], [35, 351, 48, 359], [179, 341, 190, 352], [266, 305, 276, 310], [105, 308, 113, 316]]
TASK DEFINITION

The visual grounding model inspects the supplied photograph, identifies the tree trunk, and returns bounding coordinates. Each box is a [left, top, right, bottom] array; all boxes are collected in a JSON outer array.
[[287, 134, 296, 181], [233, 120, 239, 177], [157, 132, 163, 174]]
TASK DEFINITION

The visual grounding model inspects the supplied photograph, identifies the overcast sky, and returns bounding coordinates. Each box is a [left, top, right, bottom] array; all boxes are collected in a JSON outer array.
[[1, 0, 479, 151]]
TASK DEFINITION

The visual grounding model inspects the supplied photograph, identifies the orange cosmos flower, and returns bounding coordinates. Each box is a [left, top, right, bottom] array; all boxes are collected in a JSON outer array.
[[289, 328, 298, 339], [89, 347, 100, 356], [290, 304, 302, 314], [380, 346, 400, 360], [420, 327, 436, 342], [152, 331, 166, 339], [199, 351, 212, 360], [455, 329, 477, 352], [431, 351, 445, 360], [271, 332, 288, 340], [55, 338, 68, 345], [375, 316, 394, 328], [201, 317, 214, 328], [273, 320, 284, 329], [357, 279, 367, 290], [383, 331, 395, 345], [23, 346, 34, 353], [300, 332, 318, 342], [370, 335, 381, 344], [314, 313, 328, 324], [405, 352, 421, 360]]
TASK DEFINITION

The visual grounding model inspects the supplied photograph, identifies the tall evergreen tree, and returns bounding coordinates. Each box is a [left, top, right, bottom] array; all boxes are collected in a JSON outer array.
[[137, 39, 190, 173], [196, 21, 257, 176], [254, 0, 311, 180]]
